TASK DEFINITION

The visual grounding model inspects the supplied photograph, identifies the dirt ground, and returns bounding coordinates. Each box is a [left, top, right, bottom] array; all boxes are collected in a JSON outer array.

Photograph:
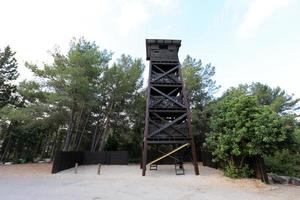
[[0, 163, 299, 200]]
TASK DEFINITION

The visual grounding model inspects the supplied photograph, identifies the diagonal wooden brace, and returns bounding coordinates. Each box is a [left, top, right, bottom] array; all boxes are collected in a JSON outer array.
[[152, 64, 179, 83], [151, 65, 179, 83], [151, 87, 186, 108], [149, 119, 174, 137], [148, 113, 187, 138], [151, 87, 179, 107], [151, 112, 187, 137]]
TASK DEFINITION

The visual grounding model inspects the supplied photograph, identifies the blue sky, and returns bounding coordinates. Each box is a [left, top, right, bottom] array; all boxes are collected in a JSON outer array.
[[1, 0, 299, 98]]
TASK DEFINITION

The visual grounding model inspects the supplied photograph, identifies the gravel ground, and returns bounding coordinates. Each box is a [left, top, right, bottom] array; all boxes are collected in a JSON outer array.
[[0, 163, 299, 200]]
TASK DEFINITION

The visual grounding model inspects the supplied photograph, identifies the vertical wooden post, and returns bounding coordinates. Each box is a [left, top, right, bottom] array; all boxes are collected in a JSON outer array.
[[140, 143, 143, 169], [74, 163, 78, 174], [178, 62, 200, 175], [97, 163, 101, 175], [142, 59, 152, 176], [190, 140, 200, 175], [142, 141, 148, 176]]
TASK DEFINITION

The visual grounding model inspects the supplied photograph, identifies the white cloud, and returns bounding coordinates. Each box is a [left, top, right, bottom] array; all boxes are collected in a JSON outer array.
[[116, 1, 150, 36], [236, 0, 294, 38], [0, 0, 109, 80], [116, 0, 175, 36], [146, 0, 173, 9], [0, 0, 176, 81]]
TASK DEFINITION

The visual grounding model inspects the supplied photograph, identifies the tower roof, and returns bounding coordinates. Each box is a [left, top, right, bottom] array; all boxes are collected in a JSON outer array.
[[146, 39, 181, 60]]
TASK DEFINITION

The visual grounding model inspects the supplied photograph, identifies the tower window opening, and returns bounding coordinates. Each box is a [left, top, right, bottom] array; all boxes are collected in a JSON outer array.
[[159, 44, 168, 49]]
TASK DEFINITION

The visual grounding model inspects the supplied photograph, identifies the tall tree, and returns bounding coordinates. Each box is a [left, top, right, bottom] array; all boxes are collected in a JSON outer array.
[[90, 55, 144, 151], [26, 38, 113, 151], [0, 46, 19, 108], [0, 80, 51, 162], [181, 55, 219, 109], [205, 87, 298, 178], [249, 82, 299, 113], [25, 38, 145, 154], [181, 55, 219, 148]]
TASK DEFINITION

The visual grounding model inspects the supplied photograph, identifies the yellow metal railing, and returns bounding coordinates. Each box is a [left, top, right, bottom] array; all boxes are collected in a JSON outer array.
[[147, 143, 190, 166]]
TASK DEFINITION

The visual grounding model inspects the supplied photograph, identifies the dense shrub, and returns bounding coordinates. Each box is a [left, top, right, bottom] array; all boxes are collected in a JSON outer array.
[[264, 149, 300, 178], [205, 88, 297, 178], [224, 161, 254, 178], [264, 129, 300, 178]]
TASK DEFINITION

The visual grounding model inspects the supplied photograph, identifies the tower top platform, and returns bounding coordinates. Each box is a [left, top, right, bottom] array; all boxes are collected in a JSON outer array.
[[146, 39, 181, 61]]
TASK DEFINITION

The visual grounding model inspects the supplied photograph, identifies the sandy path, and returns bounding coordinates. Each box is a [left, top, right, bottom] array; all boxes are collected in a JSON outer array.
[[0, 163, 299, 200], [0, 163, 51, 177]]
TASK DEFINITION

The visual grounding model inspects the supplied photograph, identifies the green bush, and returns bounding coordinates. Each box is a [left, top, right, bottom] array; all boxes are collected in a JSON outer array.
[[16, 159, 26, 164], [224, 161, 253, 178], [104, 134, 119, 151], [205, 88, 297, 178], [264, 149, 300, 178]]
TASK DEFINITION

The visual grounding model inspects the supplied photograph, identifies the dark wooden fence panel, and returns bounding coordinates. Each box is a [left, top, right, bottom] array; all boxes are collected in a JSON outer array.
[[109, 151, 128, 164], [52, 151, 128, 173], [83, 151, 107, 164], [51, 151, 84, 173]]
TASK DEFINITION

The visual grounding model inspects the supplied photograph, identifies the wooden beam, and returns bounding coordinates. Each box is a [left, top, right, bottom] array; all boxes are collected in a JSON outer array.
[[147, 143, 190, 166], [151, 84, 182, 87], [151, 65, 179, 83], [149, 119, 173, 137], [149, 109, 186, 113], [151, 62, 179, 65], [152, 64, 179, 83], [151, 87, 179, 107], [151, 112, 187, 137], [177, 63, 199, 175], [148, 113, 187, 138], [151, 86, 186, 108]]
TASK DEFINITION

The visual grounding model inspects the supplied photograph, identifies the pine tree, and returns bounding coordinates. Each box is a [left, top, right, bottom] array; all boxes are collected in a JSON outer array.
[[0, 46, 19, 108]]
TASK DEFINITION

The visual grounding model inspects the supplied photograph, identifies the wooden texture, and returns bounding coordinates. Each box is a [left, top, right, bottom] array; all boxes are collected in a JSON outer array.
[[142, 39, 199, 176]]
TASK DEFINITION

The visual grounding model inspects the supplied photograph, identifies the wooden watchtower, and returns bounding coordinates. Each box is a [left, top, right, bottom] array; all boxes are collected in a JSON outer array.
[[142, 39, 199, 176]]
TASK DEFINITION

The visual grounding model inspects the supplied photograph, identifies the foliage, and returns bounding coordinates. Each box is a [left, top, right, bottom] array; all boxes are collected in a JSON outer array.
[[104, 133, 120, 151], [205, 87, 298, 178], [0, 38, 145, 163], [181, 55, 219, 148], [264, 127, 300, 178], [233, 83, 299, 113], [264, 149, 300, 178], [250, 83, 300, 113], [181, 55, 219, 109], [0, 46, 19, 108], [224, 162, 253, 178], [294, 127, 300, 146], [0, 80, 56, 162]]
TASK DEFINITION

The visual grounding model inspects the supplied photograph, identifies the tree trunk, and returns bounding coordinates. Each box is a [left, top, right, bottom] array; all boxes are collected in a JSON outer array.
[[41, 133, 50, 158], [0, 122, 14, 162], [239, 155, 246, 168], [51, 129, 60, 160], [96, 99, 114, 151], [63, 103, 76, 151], [1, 136, 12, 162], [72, 104, 84, 148], [34, 135, 44, 159], [94, 120, 106, 151], [91, 116, 101, 151], [98, 121, 111, 151], [76, 114, 90, 150]]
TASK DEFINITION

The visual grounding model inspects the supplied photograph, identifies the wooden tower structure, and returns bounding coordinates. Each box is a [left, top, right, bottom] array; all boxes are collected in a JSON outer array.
[[142, 39, 199, 176]]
